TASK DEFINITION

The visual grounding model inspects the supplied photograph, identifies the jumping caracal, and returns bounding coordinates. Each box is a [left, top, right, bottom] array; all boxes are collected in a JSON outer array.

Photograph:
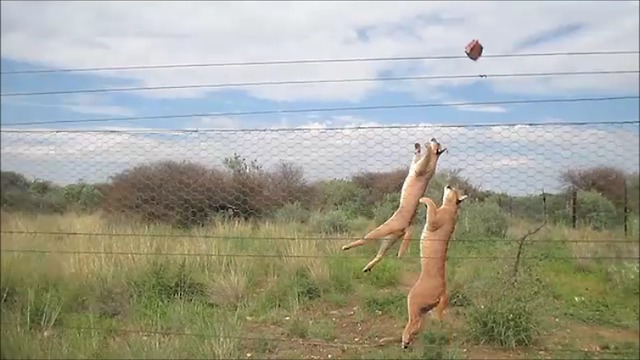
[[401, 185, 468, 349], [341, 138, 446, 273]]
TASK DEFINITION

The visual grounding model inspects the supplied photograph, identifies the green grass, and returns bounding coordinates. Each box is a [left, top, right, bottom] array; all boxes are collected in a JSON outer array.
[[1, 211, 639, 359]]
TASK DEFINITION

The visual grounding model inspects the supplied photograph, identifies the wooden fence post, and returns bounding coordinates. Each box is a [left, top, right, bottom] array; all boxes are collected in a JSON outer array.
[[571, 188, 577, 229], [624, 180, 629, 236]]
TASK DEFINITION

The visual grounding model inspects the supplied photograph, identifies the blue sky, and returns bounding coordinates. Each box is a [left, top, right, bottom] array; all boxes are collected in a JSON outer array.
[[1, 1, 639, 194], [1, 55, 638, 131]]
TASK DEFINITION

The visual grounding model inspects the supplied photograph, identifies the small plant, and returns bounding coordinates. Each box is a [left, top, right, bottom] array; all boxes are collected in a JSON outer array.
[[309, 319, 336, 341], [467, 297, 538, 348], [286, 317, 309, 339], [421, 329, 457, 360], [93, 282, 131, 319], [363, 291, 405, 318], [448, 287, 472, 307], [132, 260, 206, 306], [292, 269, 322, 302], [23, 286, 64, 330]]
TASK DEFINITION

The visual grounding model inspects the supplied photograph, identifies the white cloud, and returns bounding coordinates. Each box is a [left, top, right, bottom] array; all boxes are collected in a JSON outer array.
[[190, 116, 244, 129], [1, 1, 638, 103], [60, 94, 134, 117], [2, 119, 638, 196], [0, 94, 133, 117]]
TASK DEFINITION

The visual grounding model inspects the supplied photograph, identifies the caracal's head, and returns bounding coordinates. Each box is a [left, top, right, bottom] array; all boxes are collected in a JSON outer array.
[[442, 184, 468, 207], [427, 138, 447, 158]]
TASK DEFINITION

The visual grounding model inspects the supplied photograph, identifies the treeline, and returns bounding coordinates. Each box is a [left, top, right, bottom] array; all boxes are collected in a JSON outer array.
[[2, 156, 638, 231]]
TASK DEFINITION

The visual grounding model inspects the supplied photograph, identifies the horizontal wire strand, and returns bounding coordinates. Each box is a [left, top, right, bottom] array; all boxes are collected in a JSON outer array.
[[3, 69, 637, 97], [2, 230, 638, 244], [3, 96, 638, 127], [2, 50, 637, 75], [1, 249, 637, 260]]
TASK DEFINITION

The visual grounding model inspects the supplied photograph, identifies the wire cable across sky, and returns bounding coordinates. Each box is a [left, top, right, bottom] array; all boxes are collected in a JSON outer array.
[[1, 50, 638, 75], [2, 95, 637, 127], [2, 69, 637, 97]]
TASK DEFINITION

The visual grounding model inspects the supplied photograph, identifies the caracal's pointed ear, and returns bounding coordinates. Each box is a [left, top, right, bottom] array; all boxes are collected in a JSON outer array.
[[414, 142, 421, 154], [457, 194, 469, 204]]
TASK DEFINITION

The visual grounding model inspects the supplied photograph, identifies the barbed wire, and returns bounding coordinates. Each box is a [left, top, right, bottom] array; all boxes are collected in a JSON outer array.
[[3, 96, 637, 127], [1, 249, 637, 260], [3, 69, 637, 97], [31, 325, 640, 355], [2, 50, 637, 75], [1, 230, 638, 244]]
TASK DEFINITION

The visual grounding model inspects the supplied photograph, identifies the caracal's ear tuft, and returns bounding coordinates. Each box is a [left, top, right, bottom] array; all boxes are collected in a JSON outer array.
[[414, 142, 421, 150]]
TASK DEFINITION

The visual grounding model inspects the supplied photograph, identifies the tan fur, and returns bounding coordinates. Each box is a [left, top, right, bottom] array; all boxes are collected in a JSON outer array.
[[341, 138, 446, 273], [401, 185, 468, 349]]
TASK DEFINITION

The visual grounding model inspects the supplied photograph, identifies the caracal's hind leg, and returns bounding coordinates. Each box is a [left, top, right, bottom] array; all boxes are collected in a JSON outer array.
[[435, 291, 448, 321], [397, 226, 413, 258], [341, 221, 402, 251], [362, 230, 404, 273], [434, 291, 452, 346]]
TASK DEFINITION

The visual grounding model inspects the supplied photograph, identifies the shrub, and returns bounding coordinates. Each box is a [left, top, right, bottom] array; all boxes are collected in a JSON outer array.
[[456, 200, 509, 239], [562, 166, 628, 209], [351, 167, 407, 205], [63, 183, 104, 212], [102, 158, 308, 228], [272, 202, 311, 224], [372, 192, 400, 224], [102, 161, 230, 228], [311, 179, 371, 218], [576, 190, 619, 230], [0, 172, 68, 214], [309, 209, 351, 235]]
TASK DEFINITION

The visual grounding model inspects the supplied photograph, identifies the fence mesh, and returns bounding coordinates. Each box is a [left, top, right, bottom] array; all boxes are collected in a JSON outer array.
[[1, 121, 639, 359], [1, 121, 638, 228]]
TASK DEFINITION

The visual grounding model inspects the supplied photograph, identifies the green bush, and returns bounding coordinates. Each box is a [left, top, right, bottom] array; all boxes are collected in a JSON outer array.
[[63, 183, 104, 212], [272, 202, 311, 224], [372, 192, 400, 224], [309, 209, 351, 235], [1, 172, 68, 214], [457, 200, 509, 239], [576, 190, 619, 230], [313, 179, 371, 218]]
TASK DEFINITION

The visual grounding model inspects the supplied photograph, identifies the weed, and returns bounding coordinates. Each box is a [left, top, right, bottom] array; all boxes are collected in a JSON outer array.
[[467, 296, 538, 348], [363, 291, 405, 318], [287, 317, 309, 339], [309, 319, 336, 341]]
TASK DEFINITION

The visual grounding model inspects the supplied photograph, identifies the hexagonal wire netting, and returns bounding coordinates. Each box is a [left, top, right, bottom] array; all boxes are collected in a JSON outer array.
[[1, 121, 638, 233]]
